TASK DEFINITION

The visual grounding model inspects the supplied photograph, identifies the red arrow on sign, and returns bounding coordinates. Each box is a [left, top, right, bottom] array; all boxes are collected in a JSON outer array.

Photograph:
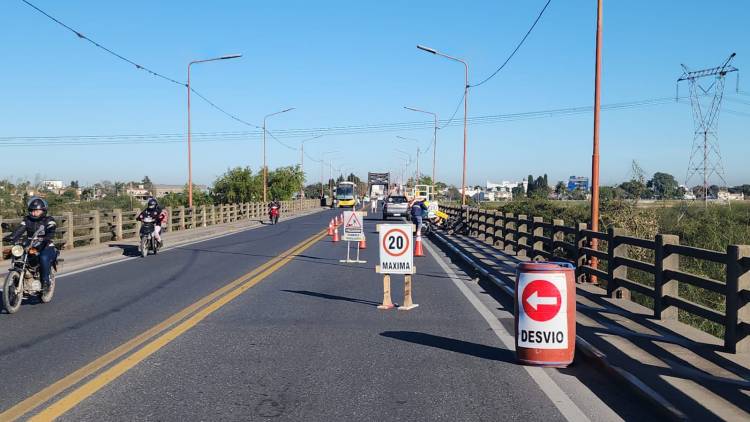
[[521, 280, 562, 322]]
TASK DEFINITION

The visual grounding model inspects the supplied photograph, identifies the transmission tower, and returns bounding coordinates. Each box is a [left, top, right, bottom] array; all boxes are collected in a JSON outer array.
[[677, 53, 738, 204]]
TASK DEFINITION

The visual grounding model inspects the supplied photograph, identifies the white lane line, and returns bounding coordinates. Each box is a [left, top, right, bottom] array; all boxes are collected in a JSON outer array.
[[424, 241, 591, 422], [58, 210, 323, 279]]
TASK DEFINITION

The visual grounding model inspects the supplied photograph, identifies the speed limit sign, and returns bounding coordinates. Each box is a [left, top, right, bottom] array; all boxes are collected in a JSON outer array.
[[377, 224, 414, 274]]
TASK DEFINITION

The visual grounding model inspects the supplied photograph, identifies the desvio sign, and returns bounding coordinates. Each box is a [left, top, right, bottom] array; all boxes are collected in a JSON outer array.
[[517, 273, 567, 349]]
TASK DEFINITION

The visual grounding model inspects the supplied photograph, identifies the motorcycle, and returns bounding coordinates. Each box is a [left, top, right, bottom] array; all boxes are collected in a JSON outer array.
[[269, 205, 280, 225], [2, 226, 59, 313], [139, 216, 161, 257]]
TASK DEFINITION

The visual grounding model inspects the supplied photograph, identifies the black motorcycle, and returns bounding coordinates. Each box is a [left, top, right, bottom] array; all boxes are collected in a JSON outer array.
[[139, 216, 161, 257], [2, 226, 59, 313]]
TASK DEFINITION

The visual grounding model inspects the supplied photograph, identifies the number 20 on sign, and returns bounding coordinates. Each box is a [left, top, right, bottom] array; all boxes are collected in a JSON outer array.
[[377, 224, 414, 274]]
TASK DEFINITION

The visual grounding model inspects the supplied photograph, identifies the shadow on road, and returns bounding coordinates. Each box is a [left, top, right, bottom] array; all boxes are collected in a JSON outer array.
[[108, 243, 141, 257], [380, 331, 516, 363], [281, 289, 382, 307]]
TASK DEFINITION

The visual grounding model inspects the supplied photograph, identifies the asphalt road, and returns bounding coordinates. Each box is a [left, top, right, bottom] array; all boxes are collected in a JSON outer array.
[[0, 207, 658, 421]]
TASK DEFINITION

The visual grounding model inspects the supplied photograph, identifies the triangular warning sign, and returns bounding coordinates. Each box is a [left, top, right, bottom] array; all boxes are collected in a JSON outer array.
[[345, 213, 362, 229]]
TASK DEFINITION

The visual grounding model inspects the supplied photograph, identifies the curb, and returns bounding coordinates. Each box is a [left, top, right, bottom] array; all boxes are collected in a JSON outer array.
[[428, 230, 687, 422], [5, 207, 326, 278]]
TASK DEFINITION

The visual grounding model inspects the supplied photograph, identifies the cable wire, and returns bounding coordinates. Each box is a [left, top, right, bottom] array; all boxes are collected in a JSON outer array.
[[20, 0, 184, 86], [471, 0, 552, 88]]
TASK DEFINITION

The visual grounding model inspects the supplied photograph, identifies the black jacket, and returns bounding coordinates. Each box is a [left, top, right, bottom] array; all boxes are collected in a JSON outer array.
[[137, 207, 163, 226], [8, 216, 57, 249]]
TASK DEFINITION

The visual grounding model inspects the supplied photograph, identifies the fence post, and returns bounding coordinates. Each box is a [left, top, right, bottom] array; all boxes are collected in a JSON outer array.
[[133, 209, 142, 239], [726, 245, 750, 353], [177, 206, 185, 230], [91, 210, 101, 245], [504, 213, 515, 254], [552, 219, 565, 260], [655, 234, 679, 321], [517, 215, 528, 257], [493, 211, 505, 249], [211, 205, 217, 226], [201, 205, 207, 227], [113, 209, 123, 241], [532, 217, 544, 260], [608, 227, 629, 299], [575, 222, 588, 283]]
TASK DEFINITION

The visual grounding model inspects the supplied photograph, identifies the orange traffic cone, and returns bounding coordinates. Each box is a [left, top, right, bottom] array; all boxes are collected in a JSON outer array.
[[327, 219, 334, 236], [414, 232, 425, 257], [332, 225, 340, 242], [359, 236, 367, 250]]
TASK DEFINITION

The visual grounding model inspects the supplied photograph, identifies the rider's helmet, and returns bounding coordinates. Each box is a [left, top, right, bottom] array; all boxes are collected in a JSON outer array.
[[27, 197, 48, 220], [147, 198, 158, 210]]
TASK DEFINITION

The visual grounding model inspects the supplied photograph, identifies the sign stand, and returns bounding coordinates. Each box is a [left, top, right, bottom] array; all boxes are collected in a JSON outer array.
[[398, 275, 418, 310], [376, 223, 417, 311], [340, 241, 366, 264], [377, 274, 395, 309]]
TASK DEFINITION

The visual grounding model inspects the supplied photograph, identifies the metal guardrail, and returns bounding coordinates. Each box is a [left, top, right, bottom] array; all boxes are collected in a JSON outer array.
[[441, 204, 750, 354], [1, 199, 319, 251]]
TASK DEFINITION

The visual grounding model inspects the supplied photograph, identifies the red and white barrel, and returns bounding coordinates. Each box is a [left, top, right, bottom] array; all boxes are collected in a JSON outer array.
[[514, 261, 576, 367]]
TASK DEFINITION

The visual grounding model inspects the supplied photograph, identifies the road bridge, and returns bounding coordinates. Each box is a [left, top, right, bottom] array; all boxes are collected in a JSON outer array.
[[0, 208, 672, 420]]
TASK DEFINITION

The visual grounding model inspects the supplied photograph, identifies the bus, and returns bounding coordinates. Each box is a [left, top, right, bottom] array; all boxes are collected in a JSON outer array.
[[335, 181, 358, 208]]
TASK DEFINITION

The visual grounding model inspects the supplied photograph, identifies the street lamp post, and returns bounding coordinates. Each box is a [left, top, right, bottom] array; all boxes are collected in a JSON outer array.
[[299, 135, 324, 199], [263, 107, 295, 203], [590, 0, 604, 282], [404, 106, 438, 184], [396, 136, 423, 183], [417, 44, 469, 206], [187, 53, 242, 208]]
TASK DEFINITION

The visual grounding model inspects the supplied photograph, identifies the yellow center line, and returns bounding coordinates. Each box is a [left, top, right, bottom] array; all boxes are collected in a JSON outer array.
[[2, 229, 326, 422]]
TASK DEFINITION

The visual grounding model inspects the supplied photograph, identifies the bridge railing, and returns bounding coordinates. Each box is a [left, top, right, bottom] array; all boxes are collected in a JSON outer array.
[[1, 199, 319, 253], [441, 204, 750, 354]]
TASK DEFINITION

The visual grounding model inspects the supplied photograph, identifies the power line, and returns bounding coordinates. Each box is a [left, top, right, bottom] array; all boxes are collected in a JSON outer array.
[[20, 0, 263, 131], [20, 0, 184, 87], [1, 94, 698, 146], [189, 88, 261, 128], [471, 0, 553, 88], [439, 92, 466, 129]]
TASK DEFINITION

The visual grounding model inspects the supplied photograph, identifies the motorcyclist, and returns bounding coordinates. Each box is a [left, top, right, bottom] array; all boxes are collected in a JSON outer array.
[[268, 198, 281, 222], [136, 198, 165, 246], [5, 197, 57, 291]]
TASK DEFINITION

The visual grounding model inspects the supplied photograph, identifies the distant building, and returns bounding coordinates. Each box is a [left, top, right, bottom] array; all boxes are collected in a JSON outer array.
[[152, 184, 207, 198], [126, 184, 151, 202], [567, 176, 589, 192], [718, 191, 744, 201], [41, 180, 64, 190]]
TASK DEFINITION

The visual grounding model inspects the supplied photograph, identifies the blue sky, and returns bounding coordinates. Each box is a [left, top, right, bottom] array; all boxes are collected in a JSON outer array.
[[1, 0, 748, 188]]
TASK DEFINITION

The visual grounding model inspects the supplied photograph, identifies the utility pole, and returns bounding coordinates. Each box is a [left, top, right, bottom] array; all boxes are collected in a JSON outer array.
[[589, 0, 603, 282], [677, 53, 738, 205]]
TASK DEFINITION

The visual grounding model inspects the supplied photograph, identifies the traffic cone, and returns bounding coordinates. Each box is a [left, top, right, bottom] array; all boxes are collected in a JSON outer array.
[[414, 232, 425, 257], [327, 219, 334, 236], [332, 225, 340, 242], [358, 236, 367, 250]]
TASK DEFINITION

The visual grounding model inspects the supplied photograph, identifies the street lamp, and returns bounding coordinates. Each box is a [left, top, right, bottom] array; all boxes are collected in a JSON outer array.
[[263, 107, 295, 203], [299, 135, 324, 199], [417, 44, 469, 206], [187, 53, 242, 208], [590, 0, 604, 282], [404, 106, 438, 184], [321, 150, 341, 199], [396, 136, 423, 182]]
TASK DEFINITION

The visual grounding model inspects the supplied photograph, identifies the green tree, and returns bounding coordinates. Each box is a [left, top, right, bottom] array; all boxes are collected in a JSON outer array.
[[526, 175, 534, 198], [212, 167, 261, 204], [268, 165, 305, 201], [554, 181, 566, 198], [142, 176, 154, 192], [512, 186, 525, 200], [647, 172, 680, 199], [69, 180, 79, 189]]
